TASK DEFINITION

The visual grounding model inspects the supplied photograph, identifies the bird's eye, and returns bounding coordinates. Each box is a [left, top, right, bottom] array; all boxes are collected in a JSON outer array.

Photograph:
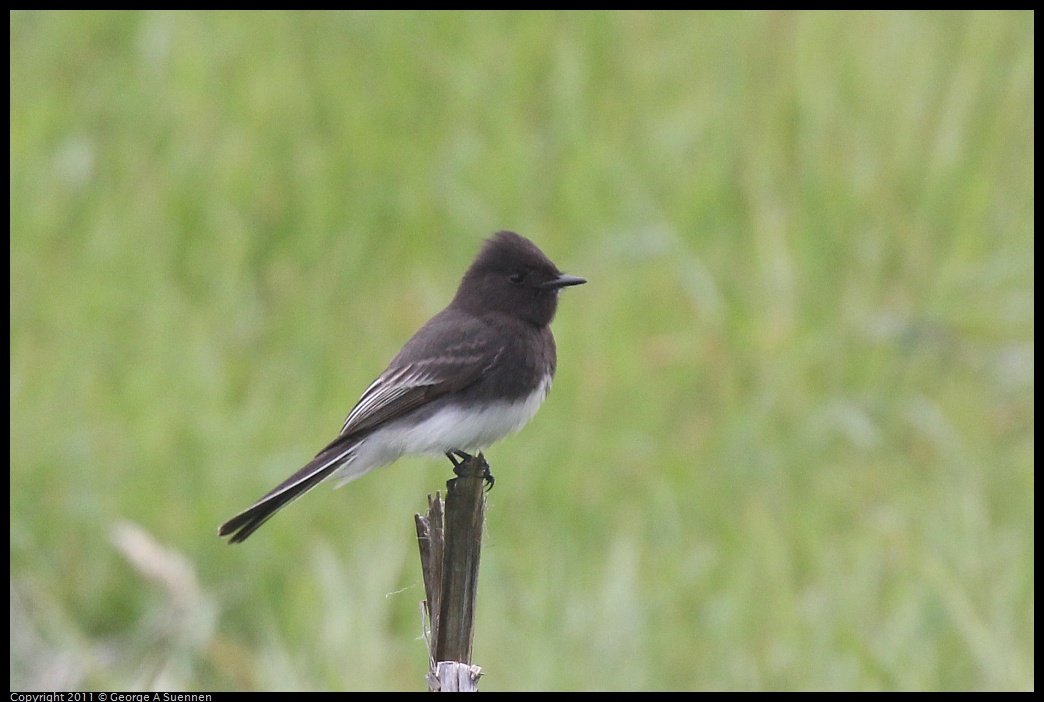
[[508, 271, 525, 285]]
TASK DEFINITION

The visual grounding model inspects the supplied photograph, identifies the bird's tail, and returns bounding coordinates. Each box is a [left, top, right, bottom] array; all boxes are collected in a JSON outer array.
[[218, 440, 357, 544]]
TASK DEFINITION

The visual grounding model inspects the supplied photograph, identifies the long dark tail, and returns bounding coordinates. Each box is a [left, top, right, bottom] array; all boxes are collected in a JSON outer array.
[[218, 440, 357, 544]]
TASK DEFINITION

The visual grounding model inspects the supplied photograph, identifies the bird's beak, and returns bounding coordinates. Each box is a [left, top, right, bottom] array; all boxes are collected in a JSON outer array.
[[541, 274, 587, 290]]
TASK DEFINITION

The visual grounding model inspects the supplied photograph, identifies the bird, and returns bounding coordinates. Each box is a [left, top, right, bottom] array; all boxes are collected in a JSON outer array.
[[219, 231, 585, 543]]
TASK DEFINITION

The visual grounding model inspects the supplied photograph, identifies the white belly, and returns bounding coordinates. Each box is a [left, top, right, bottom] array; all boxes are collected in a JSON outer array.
[[331, 374, 552, 486]]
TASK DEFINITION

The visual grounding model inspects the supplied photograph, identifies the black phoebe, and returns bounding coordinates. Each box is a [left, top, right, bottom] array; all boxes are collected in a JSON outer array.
[[219, 231, 585, 543]]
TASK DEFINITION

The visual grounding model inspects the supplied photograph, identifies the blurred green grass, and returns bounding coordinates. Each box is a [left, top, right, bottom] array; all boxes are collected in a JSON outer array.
[[10, 10, 1033, 691]]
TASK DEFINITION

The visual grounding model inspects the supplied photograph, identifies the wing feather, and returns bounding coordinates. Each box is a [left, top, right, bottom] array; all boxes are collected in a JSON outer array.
[[336, 338, 500, 438]]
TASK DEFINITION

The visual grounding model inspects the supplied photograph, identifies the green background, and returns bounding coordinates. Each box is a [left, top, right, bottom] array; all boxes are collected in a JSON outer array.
[[10, 11, 1033, 691]]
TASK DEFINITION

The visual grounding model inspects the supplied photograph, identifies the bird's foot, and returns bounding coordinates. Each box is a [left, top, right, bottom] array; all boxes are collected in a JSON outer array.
[[445, 450, 495, 491]]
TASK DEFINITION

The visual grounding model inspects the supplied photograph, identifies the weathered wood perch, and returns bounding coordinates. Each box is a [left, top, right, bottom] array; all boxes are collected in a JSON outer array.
[[415, 453, 489, 692]]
